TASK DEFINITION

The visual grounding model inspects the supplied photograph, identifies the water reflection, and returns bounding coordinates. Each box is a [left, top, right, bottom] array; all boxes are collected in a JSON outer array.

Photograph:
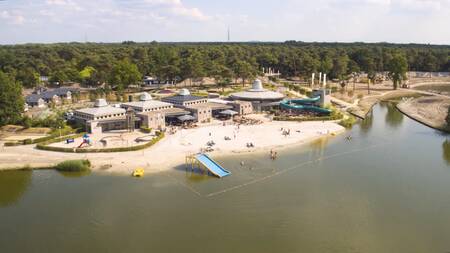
[[360, 110, 373, 134], [385, 104, 404, 128], [309, 136, 330, 157], [442, 139, 450, 166], [0, 170, 32, 207], [57, 170, 91, 178]]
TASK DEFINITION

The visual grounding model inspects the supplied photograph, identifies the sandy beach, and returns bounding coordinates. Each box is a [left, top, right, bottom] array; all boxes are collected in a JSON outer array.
[[0, 120, 345, 175]]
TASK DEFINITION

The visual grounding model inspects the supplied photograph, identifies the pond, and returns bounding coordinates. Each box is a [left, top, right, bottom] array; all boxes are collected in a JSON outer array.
[[1, 103, 450, 253]]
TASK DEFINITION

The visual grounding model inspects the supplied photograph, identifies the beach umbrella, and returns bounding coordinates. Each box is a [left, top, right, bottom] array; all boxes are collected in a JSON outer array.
[[219, 109, 238, 115], [177, 115, 195, 121]]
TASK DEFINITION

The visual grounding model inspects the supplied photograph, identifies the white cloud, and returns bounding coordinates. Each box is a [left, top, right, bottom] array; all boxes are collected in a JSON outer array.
[[143, 0, 211, 21], [0, 10, 25, 25], [0, 0, 450, 44], [46, 0, 82, 11]]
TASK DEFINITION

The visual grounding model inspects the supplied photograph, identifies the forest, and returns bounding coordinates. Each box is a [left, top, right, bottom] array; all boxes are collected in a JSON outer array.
[[0, 41, 449, 90]]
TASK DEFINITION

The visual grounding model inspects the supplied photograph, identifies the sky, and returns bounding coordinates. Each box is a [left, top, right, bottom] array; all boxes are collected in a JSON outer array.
[[0, 0, 449, 44]]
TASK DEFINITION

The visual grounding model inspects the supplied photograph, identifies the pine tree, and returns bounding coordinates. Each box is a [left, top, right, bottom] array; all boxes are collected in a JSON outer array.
[[0, 71, 24, 126]]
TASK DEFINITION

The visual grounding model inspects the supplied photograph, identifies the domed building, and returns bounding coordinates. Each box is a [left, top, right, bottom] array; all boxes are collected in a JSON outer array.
[[230, 79, 284, 111], [121, 92, 173, 113]]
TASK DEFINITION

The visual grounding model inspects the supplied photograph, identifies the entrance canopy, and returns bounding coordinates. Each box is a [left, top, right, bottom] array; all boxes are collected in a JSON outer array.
[[219, 109, 238, 116], [177, 115, 195, 122]]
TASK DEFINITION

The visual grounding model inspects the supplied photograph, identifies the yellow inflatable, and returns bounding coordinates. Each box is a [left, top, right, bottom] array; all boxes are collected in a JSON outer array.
[[132, 168, 145, 177]]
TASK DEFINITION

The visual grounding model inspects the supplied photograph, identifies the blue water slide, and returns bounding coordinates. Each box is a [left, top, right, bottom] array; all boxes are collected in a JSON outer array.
[[280, 96, 332, 115], [289, 96, 321, 105], [195, 154, 231, 178]]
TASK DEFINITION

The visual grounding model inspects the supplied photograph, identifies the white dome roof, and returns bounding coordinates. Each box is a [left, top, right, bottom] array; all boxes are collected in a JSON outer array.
[[140, 92, 153, 101], [179, 88, 190, 96], [94, 98, 108, 107], [230, 79, 284, 101], [249, 79, 266, 92]]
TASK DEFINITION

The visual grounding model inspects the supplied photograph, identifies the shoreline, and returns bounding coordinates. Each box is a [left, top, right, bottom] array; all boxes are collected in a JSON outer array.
[[396, 96, 450, 133], [347, 89, 422, 119], [0, 120, 346, 175]]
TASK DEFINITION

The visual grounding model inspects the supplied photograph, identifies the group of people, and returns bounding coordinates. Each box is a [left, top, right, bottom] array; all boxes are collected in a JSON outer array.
[[280, 127, 291, 137], [270, 149, 278, 160]]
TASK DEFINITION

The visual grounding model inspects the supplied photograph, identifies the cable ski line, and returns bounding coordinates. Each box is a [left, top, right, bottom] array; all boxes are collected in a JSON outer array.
[[206, 141, 388, 198]]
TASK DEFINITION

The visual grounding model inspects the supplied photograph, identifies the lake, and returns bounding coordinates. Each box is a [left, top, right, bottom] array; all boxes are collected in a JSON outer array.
[[1, 103, 450, 253]]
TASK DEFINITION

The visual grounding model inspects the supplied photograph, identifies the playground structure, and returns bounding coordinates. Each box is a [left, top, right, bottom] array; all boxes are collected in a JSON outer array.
[[185, 153, 231, 178], [78, 134, 92, 148], [280, 96, 332, 115]]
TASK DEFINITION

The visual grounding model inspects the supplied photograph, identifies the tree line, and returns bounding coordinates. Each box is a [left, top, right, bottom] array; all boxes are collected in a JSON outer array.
[[0, 41, 448, 90]]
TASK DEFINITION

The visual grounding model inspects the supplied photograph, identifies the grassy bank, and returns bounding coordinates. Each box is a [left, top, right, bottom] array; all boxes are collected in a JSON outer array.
[[0, 159, 91, 172], [4, 126, 79, 146]]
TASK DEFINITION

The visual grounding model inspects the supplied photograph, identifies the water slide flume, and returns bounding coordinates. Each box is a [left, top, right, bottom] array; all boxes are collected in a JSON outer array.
[[280, 97, 332, 115], [195, 154, 231, 178]]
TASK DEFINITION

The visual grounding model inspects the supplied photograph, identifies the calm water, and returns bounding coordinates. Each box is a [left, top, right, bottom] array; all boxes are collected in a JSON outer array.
[[1, 103, 450, 253]]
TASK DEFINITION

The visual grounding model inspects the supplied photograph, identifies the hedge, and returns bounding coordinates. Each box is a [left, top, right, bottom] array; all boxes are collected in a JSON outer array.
[[4, 142, 21, 147], [37, 132, 165, 153]]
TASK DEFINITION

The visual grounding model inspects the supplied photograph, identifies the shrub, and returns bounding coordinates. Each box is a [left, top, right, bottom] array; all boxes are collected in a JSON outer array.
[[140, 127, 152, 133], [22, 116, 32, 129], [55, 160, 91, 172], [23, 138, 33, 145], [4, 142, 21, 147], [339, 116, 357, 128]]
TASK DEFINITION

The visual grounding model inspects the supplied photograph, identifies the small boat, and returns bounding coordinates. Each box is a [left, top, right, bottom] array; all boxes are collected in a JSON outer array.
[[132, 168, 145, 177]]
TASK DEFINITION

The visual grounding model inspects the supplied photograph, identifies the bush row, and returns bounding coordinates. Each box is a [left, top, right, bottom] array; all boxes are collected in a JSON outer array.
[[37, 132, 165, 153]]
